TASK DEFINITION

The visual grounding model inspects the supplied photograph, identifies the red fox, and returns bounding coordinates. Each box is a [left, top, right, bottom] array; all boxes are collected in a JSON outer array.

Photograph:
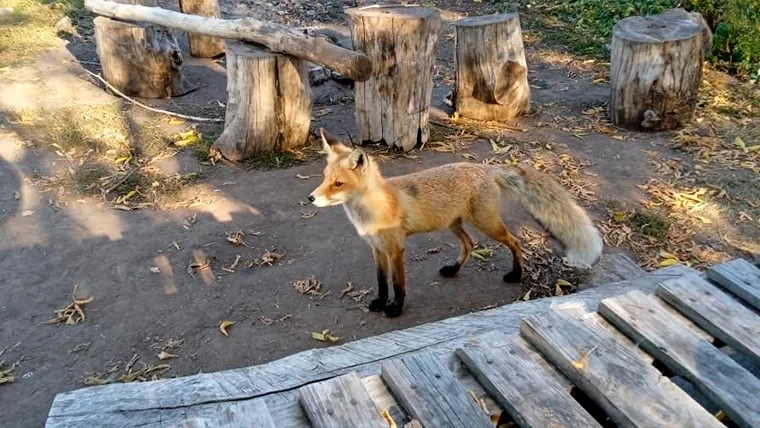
[[309, 128, 603, 318]]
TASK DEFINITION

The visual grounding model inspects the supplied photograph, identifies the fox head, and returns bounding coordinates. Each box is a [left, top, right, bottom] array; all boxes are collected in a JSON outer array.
[[309, 128, 371, 207]]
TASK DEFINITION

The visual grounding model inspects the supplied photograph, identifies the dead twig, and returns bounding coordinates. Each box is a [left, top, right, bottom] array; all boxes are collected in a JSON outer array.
[[82, 69, 224, 123]]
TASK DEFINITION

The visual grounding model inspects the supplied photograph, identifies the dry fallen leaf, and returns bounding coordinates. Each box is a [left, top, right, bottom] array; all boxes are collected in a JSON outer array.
[[13, 191, 20, 201], [571, 345, 598, 371], [45, 285, 94, 325], [157, 351, 178, 361], [471, 248, 493, 261], [381, 408, 397, 428], [311, 329, 340, 343], [293, 276, 322, 296], [301, 209, 317, 219], [219, 320, 236, 336], [226, 230, 246, 246], [21, 210, 34, 217]]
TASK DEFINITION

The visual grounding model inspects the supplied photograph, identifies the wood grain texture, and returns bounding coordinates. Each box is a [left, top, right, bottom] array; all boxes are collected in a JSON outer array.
[[84, 0, 372, 81], [178, 0, 225, 58], [656, 274, 760, 367], [347, 6, 441, 151], [453, 13, 530, 121], [177, 398, 276, 427], [456, 331, 600, 428], [521, 305, 723, 428], [93, 16, 195, 98], [609, 8, 706, 130], [381, 353, 492, 428], [299, 372, 387, 428], [44, 264, 695, 428], [211, 41, 312, 161], [707, 258, 760, 311], [599, 290, 760, 427]]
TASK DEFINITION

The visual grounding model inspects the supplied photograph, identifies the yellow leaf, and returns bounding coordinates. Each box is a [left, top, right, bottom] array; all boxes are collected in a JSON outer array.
[[174, 135, 200, 147], [613, 212, 626, 223], [659, 258, 679, 267], [734, 136, 746, 151], [113, 156, 131, 164], [168, 118, 184, 125], [471, 248, 494, 261], [659, 250, 678, 260], [746, 144, 760, 152], [311, 328, 340, 343], [219, 320, 236, 336]]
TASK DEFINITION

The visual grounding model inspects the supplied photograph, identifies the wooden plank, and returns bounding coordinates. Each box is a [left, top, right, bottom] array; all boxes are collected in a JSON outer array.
[[656, 274, 760, 367], [45, 264, 696, 428], [521, 305, 722, 428], [178, 398, 277, 428], [298, 372, 387, 428], [456, 331, 601, 428], [707, 258, 760, 310], [600, 290, 760, 428], [381, 353, 492, 428]]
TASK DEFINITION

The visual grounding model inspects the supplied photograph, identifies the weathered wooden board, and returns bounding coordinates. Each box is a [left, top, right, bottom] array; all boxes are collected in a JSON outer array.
[[178, 398, 276, 427], [45, 264, 695, 428], [299, 372, 387, 428], [456, 331, 601, 428], [600, 290, 760, 427], [381, 353, 492, 428], [707, 258, 760, 311], [521, 305, 723, 428], [656, 274, 760, 367]]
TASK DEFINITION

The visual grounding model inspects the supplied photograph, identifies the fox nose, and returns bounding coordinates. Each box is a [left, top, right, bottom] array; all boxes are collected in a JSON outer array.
[[308, 194, 315, 203]]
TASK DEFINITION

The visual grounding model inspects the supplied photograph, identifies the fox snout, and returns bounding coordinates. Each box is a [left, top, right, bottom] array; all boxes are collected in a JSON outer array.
[[307, 194, 315, 203]]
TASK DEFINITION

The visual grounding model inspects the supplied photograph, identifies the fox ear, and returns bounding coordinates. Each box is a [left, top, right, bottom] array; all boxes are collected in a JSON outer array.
[[347, 149, 367, 171], [320, 128, 345, 153]]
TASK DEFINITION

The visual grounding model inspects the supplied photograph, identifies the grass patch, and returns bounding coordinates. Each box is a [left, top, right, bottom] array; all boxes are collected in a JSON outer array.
[[0, 0, 88, 67], [246, 150, 303, 170], [626, 211, 671, 241]]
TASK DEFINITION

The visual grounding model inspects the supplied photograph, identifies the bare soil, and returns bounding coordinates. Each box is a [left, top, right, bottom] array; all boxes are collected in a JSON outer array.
[[1, 0, 758, 426]]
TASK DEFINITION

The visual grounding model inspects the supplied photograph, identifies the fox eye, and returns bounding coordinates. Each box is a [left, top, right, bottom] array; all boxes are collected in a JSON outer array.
[[334, 181, 344, 187]]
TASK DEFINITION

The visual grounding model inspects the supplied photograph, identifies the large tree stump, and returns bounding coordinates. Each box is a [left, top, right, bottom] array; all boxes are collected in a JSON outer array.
[[610, 9, 710, 131], [178, 0, 225, 58], [212, 41, 312, 161], [453, 13, 530, 121], [346, 6, 441, 151], [93, 0, 194, 98]]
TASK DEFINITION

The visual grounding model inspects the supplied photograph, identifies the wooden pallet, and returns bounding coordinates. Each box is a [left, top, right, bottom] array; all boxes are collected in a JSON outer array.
[[44, 257, 760, 428], [294, 259, 760, 428]]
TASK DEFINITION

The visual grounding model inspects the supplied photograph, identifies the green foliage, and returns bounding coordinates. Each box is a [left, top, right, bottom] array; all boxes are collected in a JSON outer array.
[[504, 0, 760, 75]]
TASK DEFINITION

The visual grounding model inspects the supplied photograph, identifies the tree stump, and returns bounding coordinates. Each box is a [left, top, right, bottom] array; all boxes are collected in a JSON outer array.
[[609, 9, 710, 131], [453, 13, 530, 121], [93, 0, 194, 99], [346, 6, 441, 151], [212, 41, 312, 161], [178, 0, 225, 58]]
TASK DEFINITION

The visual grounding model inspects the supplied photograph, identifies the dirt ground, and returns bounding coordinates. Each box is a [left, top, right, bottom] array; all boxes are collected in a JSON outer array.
[[1, 0, 759, 426]]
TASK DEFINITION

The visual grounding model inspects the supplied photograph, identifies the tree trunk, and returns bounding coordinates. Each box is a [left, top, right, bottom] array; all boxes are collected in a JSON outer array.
[[85, 0, 373, 82], [178, 0, 225, 58], [453, 13, 530, 121], [609, 9, 709, 131], [211, 41, 312, 161], [93, 16, 195, 98], [346, 6, 441, 151]]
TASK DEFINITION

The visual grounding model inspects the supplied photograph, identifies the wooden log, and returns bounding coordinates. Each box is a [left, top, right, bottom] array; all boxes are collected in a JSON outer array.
[[93, 16, 195, 98], [609, 9, 709, 130], [178, 0, 225, 58], [299, 372, 387, 428], [706, 258, 760, 311], [453, 14, 530, 121], [211, 41, 312, 161], [346, 6, 441, 151], [84, 0, 372, 82]]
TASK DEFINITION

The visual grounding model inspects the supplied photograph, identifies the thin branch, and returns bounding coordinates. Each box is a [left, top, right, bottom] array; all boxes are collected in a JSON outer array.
[[81, 68, 224, 123]]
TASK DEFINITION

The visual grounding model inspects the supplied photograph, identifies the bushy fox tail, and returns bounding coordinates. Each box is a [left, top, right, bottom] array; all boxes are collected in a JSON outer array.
[[492, 165, 603, 268]]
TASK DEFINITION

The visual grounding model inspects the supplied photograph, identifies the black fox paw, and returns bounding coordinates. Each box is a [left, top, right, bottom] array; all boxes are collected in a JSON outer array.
[[503, 266, 522, 283], [384, 300, 404, 318], [368, 297, 387, 312], [439, 263, 461, 278]]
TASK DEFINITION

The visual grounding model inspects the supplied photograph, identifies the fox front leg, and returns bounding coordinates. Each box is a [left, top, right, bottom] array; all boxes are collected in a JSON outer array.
[[384, 247, 406, 318], [368, 247, 389, 312]]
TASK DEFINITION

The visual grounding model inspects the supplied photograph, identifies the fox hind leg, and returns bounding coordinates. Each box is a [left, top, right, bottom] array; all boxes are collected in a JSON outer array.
[[440, 218, 475, 278], [470, 212, 523, 283]]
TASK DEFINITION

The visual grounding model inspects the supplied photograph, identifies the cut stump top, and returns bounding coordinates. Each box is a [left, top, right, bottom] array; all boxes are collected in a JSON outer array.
[[345, 5, 438, 20], [613, 14, 703, 44], [454, 13, 518, 27]]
